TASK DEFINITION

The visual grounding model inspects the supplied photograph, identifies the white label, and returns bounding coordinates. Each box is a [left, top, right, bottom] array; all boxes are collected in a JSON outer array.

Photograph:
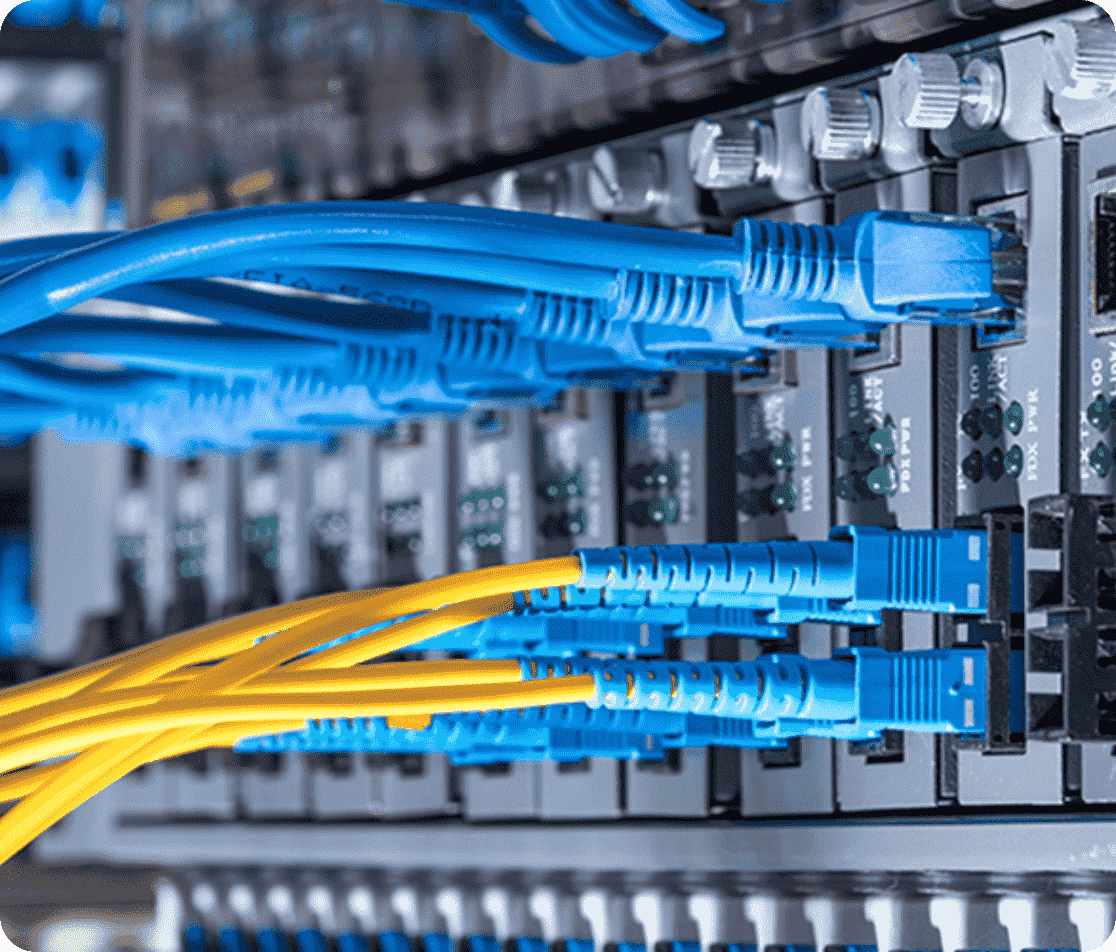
[[968, 535, 981, 561], [963, 655, 975, 686], [967, 583, 981, 609]]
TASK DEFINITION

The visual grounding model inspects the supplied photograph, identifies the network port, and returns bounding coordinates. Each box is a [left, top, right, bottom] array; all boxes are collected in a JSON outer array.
[[973, 199, 1027, 348], [386, 532, 422, 556], [848, 325, 900, 374], [1094, 188, 1116, 333]]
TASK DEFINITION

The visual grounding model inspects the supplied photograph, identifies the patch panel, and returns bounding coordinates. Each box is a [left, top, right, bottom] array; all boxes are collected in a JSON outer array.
[[1078, 130, 1116, 500], [1077, 126, 1116, 807], [27, 12, 1116, 936], [149, 871, 1116, 952]]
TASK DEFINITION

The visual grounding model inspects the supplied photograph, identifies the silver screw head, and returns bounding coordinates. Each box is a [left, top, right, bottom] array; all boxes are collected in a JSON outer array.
[[892, 52, 962, 129], [800, 86, 881, 161], [1043, 18, 1116, 100]]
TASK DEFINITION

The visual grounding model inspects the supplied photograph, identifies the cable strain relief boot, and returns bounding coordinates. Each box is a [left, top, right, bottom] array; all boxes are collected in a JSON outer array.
[[734, 218, 838, 301]]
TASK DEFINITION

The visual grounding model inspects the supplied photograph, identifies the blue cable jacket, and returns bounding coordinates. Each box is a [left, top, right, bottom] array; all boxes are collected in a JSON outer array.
[[471, 13, 584, 62], [624, 0, 722, 42]]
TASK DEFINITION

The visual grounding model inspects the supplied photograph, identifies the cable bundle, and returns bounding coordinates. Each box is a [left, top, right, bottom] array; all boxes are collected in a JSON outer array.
[[384, 0, 725, 64], [0, 555, 590, 865], [0, 202, 1011, 453]]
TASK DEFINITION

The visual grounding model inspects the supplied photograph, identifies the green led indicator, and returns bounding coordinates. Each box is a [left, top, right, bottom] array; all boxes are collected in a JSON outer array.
[[1090, 442, 1113, 478], [1003, 401, 1025, 435], [865, 464, 898, 497], [769, 439, 795, 470], [769, 482, 797, 511], [1003, 445, 1024, 479], [1087, 396, 1112, 432], [868, 427, 896, 457]]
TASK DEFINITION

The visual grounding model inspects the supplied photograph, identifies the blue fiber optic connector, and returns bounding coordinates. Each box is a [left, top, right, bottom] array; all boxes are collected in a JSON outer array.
[[545, 526, 990, 626], [410, 604, 787, 657], [522, 646, 987, 738], [236, 704, 786, 761], [237, 644, 987, 756]]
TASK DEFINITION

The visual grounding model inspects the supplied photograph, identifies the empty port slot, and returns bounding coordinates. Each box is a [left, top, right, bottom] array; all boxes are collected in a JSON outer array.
[[974, 200, 1027, 348], [377, 420, 424, 448], [1028, 569, 1065, 610], [635, 749, 682, 774], [849, 326, 900, 374], [127, 447, 148, 489], [179, 456, 205, 479], [471, 408, 508, 439], [758, 737, 800, 769], [386, 532, 422, 555], [538, 388, 590, 423], [320, 434, 346, 456], [733, 350, 798, 393], [1095, 191, 1116, 332], [639, 373, 684, 411]]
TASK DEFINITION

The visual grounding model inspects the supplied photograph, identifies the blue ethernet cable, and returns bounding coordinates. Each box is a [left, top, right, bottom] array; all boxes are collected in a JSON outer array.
[[0, 203, 1018, 448], [7, 0, 75, 28], [0, 204, 1015, 338], [384, 0, 714, 62]]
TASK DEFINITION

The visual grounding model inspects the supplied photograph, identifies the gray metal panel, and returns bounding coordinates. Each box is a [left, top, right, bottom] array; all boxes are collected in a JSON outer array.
[[461, 763, 540, 820], [623, 372, 709, 547], [539, 760, 622, 820], [454, 408, 536, 572], [954, 137, 1069, 807], [377, 417, 454, 583], [831, 171, 941, 813], [239, 753, 309, 819], [38, 790, 1116, 874], [33, 436, 123, 660], [306, 432, 376, 592], [740, 624, 835, 817]]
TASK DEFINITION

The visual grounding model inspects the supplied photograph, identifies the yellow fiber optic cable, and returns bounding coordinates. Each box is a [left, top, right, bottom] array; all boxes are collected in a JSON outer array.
[[0, 676, 597, 775], [0, 596, 523, 780], [0, 589, 377, 718], [283, 594, 517, 672], [155, 658, 526, 692], [0, 557, 582, 862], [0, 718, 306, 803], [3, 659, 528, 755]]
